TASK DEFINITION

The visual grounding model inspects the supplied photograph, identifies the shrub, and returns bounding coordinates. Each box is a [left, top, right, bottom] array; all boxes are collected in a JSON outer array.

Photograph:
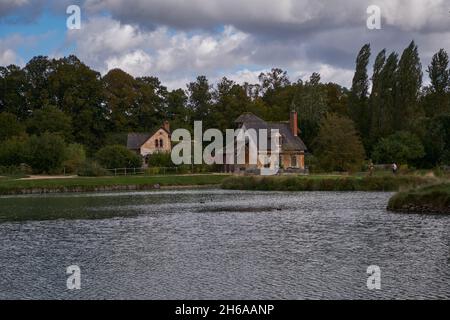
[[0, 112, 25, 142], [0, 136, 28, 166], [25, 133, 67, 173], [96, 145, 142, 169], [63, 144, 87, 173], [372, 131, 425, 165], [147, 152, 174, 168], [77, 160, 109, 177]]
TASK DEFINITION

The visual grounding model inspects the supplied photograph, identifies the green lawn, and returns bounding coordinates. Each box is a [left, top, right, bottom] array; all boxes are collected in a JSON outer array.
[[0, 174, 230, 195]]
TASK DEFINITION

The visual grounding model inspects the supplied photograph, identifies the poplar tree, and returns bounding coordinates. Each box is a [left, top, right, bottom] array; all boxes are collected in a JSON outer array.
[[349, 44, 371, 147], [396, 41, 423, 131]]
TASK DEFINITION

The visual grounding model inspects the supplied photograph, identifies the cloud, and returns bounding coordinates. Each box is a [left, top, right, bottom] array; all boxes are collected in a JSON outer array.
[[2, 0, 448, 90]]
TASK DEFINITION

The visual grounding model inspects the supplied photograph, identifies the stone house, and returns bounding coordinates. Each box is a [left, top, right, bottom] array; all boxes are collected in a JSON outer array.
[[127, 121, 171, 167], [223, 112, 307, 174]]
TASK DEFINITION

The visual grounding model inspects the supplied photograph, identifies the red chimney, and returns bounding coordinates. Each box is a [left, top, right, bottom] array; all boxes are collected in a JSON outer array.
[[163, 121, 170, 133], [290, 111, 298, 137]]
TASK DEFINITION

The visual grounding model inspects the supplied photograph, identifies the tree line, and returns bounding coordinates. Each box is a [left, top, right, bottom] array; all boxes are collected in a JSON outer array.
[[0, 41, 449, 174]]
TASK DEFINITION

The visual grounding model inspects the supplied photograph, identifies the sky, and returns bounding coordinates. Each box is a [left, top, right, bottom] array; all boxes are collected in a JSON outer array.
[[0, 0, 449, 90]]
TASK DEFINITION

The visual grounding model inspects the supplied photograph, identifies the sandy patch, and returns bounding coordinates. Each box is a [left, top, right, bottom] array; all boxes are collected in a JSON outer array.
[[19, 175, 77, 181]]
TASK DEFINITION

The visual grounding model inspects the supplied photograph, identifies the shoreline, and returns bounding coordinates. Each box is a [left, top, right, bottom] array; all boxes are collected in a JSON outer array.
[[387, 183, 450, 215]]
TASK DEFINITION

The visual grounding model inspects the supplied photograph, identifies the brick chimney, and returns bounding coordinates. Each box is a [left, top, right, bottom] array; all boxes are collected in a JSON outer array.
[[163, 121, 170, 133], [290, 111, 298, 137]]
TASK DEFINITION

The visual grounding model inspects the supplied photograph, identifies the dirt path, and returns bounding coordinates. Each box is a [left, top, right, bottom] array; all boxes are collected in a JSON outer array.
[[19, 175, 77, 181]]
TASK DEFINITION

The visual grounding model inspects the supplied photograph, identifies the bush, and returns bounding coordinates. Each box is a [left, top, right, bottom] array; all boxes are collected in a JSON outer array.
[[63, 144, 87, 173], [0, 112, 25, 142], [76, 160, 109, 177], [372, 131, 425, 165], [96, 145, 142, 169], [0, 136, 28, 166], [147, 152, 174, 168], [25, 133, 67, 174]]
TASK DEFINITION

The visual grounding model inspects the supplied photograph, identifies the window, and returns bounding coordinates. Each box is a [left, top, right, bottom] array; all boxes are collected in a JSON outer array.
[[160, 139, 164, 148], [155, 140, 159, 148], [291, 155, 297, 168]]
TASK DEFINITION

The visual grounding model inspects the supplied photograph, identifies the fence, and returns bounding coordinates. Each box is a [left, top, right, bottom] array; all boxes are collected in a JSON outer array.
[[104, 167, 181, 176]]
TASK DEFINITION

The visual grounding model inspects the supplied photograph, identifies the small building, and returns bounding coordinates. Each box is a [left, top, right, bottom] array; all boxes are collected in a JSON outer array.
[[224, 112, 307, 174], [127, 121, 172, 167]]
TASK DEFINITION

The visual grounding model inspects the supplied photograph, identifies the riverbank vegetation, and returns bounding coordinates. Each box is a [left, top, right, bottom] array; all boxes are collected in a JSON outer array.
[[388, 183, 450, 214], [221, 174, 438, 192], [1, 42, 450, 176], [0, 174, 228, 195]]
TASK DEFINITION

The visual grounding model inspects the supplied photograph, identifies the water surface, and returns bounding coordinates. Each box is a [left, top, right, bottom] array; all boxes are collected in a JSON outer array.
[[0, 189, 448, 299]]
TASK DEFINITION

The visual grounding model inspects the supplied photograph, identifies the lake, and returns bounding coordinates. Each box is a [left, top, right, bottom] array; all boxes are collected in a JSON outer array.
[[0, 189, 448, 299]]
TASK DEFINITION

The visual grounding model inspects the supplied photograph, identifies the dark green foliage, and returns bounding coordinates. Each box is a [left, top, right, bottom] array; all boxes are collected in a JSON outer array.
[[0, 136, 28, 166], [96, 145, 142, 169], [372, 131, 425, 165], [76, 160, 109, 177], [63, 144, 87, 173], [349, 44, 371, 146], [0, 112, 24, 141], [314, 113, 366, 172], [25, 133, 67, 173], [147, 152, 174, 168], [26, 106, 72, 141], [221, 175, 435, 192]]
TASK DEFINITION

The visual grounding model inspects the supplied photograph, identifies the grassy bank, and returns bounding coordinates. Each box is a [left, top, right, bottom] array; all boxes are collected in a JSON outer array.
[[0, 174, 229, 195], [221, 175, 437, 192], [388, 183, 450, 214]]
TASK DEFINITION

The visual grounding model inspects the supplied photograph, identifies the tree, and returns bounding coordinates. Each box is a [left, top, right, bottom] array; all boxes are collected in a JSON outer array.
[[187, 75, 213, 127], [166, 88, 190, 131], [135, 76, 168, 131], [349, 44, 371, 147], [424, 49, 449, 116], [26, 106, 72, 141], [295, 73, 328, 148], [96, 145, 142, 169], [0, 136, 28, 166], [212, 77, 250, 131], [0, 112, 25, 141], [25, 132, 66, 173], [369, 49, 386, 146], [63, 143, 86, 173], [49, 55, 107, 152], [313, 113, 366, 172], [396, 41, 423, 131], [0, 65, 29, 118], [372, 131, 425, 165]]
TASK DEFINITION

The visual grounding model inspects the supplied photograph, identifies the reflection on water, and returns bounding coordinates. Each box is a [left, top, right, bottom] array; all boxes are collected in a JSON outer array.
[[0, 189, 448, 299]]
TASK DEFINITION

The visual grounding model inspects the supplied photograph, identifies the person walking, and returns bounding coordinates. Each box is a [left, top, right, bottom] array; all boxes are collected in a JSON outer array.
[[392, 163, 398, 175]]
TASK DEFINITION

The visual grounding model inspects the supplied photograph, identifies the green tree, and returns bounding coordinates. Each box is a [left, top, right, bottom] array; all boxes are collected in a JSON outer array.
[[423, 49, 449, 117], [25, 132, 66, 173], [0, 65, 29, 119], [212, 77, 250, 131], [295, 73, 328, 149], [26, 106, 72, 141], [187, 75, 213, 127], [0, 136, 28, 166], [369, 49, 387, 146], [396, 41, 423, 131], [48, 55, 107, 152], [313, 113, 366, 172], [372, 131, 425, 165], [63, 143, 87, 173], [349, 44, 371, 146], [96, 145, 142, 169], [0, 112, 25, 141]]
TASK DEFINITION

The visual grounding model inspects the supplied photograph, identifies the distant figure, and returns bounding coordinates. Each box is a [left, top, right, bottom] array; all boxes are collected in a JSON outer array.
[[368, 161, 375, 176], [392, 163, 398, 175]]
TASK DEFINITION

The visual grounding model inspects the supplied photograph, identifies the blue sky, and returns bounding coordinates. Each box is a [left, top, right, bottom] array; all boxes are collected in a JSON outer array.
[[1, 0, 449, 89]]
